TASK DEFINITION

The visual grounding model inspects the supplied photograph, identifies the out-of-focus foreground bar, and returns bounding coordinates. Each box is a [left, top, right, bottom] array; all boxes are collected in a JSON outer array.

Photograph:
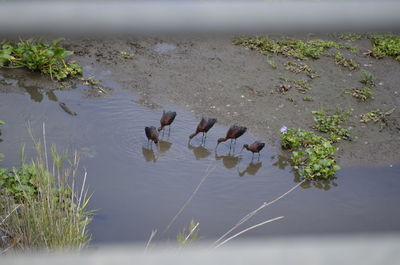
[[1, 235, 400, 265], [0, 1, 399, 36]]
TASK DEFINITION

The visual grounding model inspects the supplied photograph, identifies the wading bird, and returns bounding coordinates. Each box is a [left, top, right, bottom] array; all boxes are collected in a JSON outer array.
[[189, 117, 217, 142], [241, 141, 265, 160], [158, 110, 177, 132], [216, 125, 247, 150], [145, 126, 159, 147]]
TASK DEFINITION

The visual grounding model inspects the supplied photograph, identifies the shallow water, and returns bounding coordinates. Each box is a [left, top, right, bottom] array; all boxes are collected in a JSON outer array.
[[1, 69, 400, 244]]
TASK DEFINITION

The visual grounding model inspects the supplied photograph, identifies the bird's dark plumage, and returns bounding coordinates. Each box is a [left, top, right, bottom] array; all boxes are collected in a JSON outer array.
[[145, 126, 159, 144], [217, 125, 247, 144], [242, 141, 265, 154], [189, 117, 217, 139], [158, 111, 177, 131]]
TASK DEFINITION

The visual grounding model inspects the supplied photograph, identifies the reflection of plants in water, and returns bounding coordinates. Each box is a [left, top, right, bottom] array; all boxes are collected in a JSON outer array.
[[24, 86, 58, 103]]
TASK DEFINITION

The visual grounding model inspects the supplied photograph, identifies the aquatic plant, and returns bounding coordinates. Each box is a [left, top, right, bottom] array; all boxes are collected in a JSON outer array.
[[281, 128, 340, 180], [0, 132, 92, 251], [0, 39, 82, 80], [233, 36, 355, 60], [312, 108, 351, 142]]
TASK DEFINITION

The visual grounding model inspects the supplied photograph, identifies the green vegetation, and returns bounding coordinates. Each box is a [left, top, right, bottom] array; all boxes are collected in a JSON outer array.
[[359, 108, 395, 130], [0, 39, 82, 80], [360, 70, 375, 87], [369, 34, 400, 62], [312, 108, 351, 142], [0, 120, 4, 160], [176, 219, 200, 246], [303, 96, 314, 102], [120, 51, 134, 59], [281, 129, 340, 180], [267, 59, 278, 69], [0, 141, 92, 250], [334, 52, 359, 70], [233, 36, 355, 60], [345, 86, 372, 101], [336, 33, 363, 41], [279, 77, 310, 92], [284, 61, 319, 79]]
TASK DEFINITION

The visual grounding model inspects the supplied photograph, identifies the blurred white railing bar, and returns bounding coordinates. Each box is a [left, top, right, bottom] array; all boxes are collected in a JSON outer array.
[[0, 1, 399, 35]]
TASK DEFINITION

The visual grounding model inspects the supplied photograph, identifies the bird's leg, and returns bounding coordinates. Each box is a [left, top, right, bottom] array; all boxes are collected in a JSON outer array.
[[168, 126, 171, 137]]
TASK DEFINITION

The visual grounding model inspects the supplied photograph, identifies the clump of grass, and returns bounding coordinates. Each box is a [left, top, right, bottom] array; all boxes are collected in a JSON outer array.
[[267, 59, 278, 69], [284, 61, 319, 79], [335, 33, 363, 41], [312, 108, 351, 142], [120, 51, 134, 59], [303, 96, 314, 101], [0, 132, 92, 251], [0, 39, 82, 80], [279, 77, 310, 93], [360, 70, 375, 87], [334, 52, 359, 70], [176, 220, 200, 246], [344, 70, 375, 101], [233, 37, 354, 60], [281, 128, 340, 180], [368, 34, 400, 62]]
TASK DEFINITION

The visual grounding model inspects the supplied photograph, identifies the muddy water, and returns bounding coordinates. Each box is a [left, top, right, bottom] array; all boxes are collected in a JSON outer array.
[[1, 71, 400, 244]]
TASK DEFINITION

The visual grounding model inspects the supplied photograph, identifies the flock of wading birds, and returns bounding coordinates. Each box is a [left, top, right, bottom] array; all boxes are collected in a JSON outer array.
[[145, 110, 266, 159]]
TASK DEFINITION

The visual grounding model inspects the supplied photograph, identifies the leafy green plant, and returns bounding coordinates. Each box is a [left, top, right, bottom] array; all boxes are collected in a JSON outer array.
[[281, 128, 340, 179], [312, 108, 351, 142], [368, 34, 400, 62], [176, 219, 200, 246], [284, 61, 319, 79], [334, 52, 359, 70], [233, 36, 355, 60], [0, 39, 82, 80]]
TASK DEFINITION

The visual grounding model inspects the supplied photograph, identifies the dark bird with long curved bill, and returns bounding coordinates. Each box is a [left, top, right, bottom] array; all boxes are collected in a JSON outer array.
[[241, 141, 265, 160], [145, 126, 159, 147], [216, 124, 247, 150], [158, 110, 177, 133], [189, 117, 217, 143]]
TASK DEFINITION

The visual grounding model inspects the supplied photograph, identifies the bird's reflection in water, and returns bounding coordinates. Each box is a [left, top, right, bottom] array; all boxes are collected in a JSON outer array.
[[238, 161, 262, 177], [215, 153, 242, 169], [188, 143, 211, 160], [142, 147, 157, 162], [158, 140, 172, 154]]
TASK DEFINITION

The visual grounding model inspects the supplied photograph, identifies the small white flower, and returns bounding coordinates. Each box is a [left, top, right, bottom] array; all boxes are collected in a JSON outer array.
[[280, 126, 288, 134]]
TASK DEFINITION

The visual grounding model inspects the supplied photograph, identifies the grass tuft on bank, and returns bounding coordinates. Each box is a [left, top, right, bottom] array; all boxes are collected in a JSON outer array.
[[0, 132, 92, 251]]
